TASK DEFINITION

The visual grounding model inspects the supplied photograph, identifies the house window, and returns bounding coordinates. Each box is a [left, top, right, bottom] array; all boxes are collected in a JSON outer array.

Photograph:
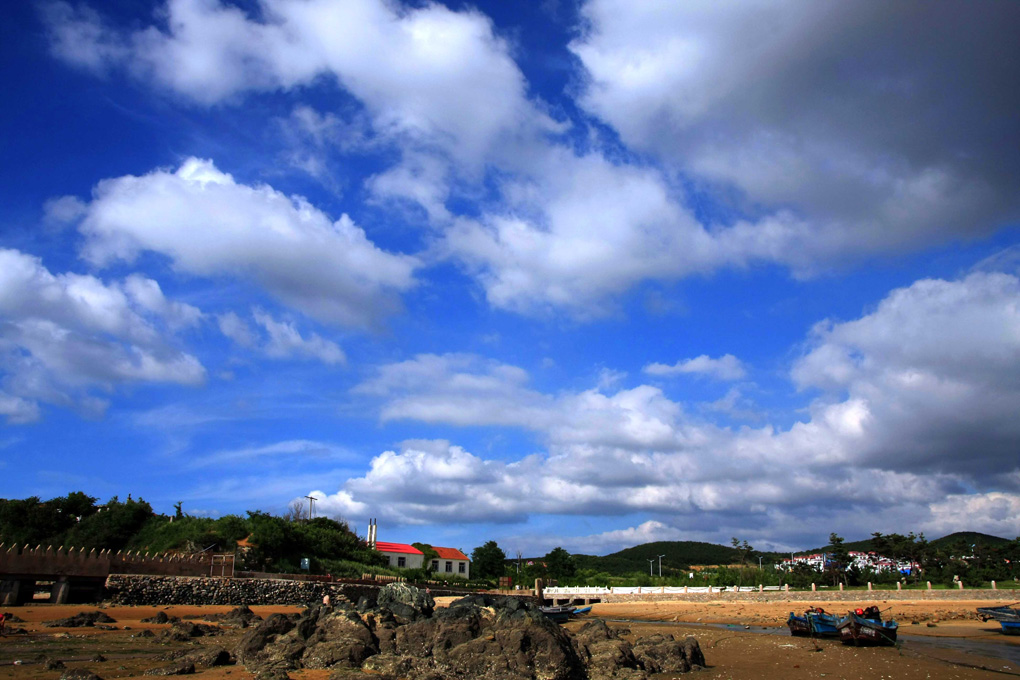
[[432, 560, 439, 571], [445, 561, 453, 572], [397, 556, 406, 568], [458, 562, 466, 574]]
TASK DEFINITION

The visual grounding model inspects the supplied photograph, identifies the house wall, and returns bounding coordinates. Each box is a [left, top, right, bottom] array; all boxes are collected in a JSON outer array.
[[381, 551, 423, 569], [430, 557, 470, 579]]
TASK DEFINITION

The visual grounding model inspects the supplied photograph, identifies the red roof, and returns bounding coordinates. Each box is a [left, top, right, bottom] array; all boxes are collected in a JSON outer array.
[[375, 542, 423, 555], [432, 546, 468, 560]]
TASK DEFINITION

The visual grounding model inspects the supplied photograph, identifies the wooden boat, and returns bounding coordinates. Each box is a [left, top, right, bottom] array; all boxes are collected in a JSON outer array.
[[788, 608, 841, 638], [787, 612, 812, 636], [837, 607, 897, 646], [572, 606, 592, 615], [1000, 621, 1020, 636], [805, 609, 842, 638], [540, 605, 576, 623], [977, 605, 1020, 622]]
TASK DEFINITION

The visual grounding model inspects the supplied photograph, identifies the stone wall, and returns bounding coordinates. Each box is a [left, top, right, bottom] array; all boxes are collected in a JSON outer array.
[[104, 574, 381, 606], [103, 574, 494, 606]]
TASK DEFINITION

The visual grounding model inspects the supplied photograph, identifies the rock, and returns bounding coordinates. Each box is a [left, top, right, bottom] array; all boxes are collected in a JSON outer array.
[[45, 658, 67, 670], [142, 612, 175, 624], [143, 660, 196, 675], [44, 611, 118, 627], [182, 646, 233, 667], [376, 583, 434, 621], [91, 654, 107, 662], [59, 670, 103, 680]]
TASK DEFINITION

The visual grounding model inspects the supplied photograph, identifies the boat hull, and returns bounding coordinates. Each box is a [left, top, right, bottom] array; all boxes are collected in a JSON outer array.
[[787, 613, 812, 636], [1001, 621, 1020, 636], [978, 606, 1020, 622], [837, 613, 898, 646], [806, 612, 842, 638]]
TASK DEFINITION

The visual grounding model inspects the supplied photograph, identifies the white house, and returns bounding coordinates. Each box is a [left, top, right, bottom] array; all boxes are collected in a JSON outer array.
[[430, 546, 470, 579], [375, 541, 424, 569]]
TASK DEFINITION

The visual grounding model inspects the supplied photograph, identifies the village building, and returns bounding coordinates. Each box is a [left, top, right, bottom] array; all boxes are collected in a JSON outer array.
[[375, 541, 424, 570], [429, 546, 470, 579]]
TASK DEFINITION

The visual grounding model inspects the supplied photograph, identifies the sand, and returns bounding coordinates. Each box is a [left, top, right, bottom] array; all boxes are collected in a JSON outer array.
[[0, 598, 1016, 679]]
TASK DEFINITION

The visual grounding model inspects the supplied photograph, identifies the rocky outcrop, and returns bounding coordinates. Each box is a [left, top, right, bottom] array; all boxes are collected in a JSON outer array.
[[44, 611, 117, 627], [235, 585, 703, 680]]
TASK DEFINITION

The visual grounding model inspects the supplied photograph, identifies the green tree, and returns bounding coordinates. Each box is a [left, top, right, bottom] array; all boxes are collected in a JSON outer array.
[[471, 540, 507, 581], [827, 533, 849, 586], [543, 546, 576, 581], [413, 543, 439, 573]]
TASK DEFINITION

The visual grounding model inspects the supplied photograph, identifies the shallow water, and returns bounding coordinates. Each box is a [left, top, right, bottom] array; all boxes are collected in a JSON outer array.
[[606, 618, 1020, 667]]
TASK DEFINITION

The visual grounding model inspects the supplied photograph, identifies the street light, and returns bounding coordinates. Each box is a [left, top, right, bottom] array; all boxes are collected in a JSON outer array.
[[758, 556, 763, 570], [648, 559, 655, 576], [657, 554, 665, 578]]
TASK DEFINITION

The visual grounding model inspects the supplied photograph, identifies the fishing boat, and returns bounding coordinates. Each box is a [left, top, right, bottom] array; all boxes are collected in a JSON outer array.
[[540, 605, 577, 623], [788, 608, 840, 638], [1000, 621, 1020, 636], [787, 611, 812, 636], [573, 606, 592, 615], [805, 608, 842, 638], [977, 605, 1020, 622], [836, 606, 898, 646]]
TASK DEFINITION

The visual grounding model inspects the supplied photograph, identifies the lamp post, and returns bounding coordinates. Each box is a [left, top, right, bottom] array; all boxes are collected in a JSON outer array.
[[648, 559, 655, 576], [657, 554, 665, 578], [758, 556, 763, 570]]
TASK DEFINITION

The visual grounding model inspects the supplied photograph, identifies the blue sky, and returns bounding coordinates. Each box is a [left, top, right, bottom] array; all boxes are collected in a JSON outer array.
[[2, 0, 1019, 556]]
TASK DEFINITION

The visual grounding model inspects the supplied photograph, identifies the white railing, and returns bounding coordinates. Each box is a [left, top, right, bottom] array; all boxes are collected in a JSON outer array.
[[543, 584, 785, 595]]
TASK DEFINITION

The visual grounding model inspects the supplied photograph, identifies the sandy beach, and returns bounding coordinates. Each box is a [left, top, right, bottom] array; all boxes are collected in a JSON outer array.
[[0, 598, 1016, 679]]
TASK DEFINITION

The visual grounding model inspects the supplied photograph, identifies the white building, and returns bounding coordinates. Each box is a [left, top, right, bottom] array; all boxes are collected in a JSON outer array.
[[375, 541, 424, 569], [429, 547, 470, 579]]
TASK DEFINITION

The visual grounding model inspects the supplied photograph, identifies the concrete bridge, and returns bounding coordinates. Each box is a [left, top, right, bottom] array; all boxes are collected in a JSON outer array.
[[0, 543, 217, 605]]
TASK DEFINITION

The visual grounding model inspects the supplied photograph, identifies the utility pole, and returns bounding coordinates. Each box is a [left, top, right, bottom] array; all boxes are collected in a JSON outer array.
[[304, 495, 316, 520], [758, 556, 763, 570], [648, 559, 655, 576], [658, 554, 665, 578]]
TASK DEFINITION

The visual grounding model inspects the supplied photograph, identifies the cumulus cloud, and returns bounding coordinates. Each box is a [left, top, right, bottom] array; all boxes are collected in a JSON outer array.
[[323, 269, 1020, 542], [0, 248, 205, 422], [41, 0, 559, 168], [644, 354, 746, 381], [571, 0, 1020, 269], [790, 271, 1020, 474], [75, 157, 417, 329], [217, 309, 345, 364]]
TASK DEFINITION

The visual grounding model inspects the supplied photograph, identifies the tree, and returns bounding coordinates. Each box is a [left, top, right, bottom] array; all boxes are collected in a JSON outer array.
[[413, 543, 439, 573], [471, 540, 507, 581], [827, 533, 849, 586], [731, 537, 755, 565], [543, 547, 576, 581]]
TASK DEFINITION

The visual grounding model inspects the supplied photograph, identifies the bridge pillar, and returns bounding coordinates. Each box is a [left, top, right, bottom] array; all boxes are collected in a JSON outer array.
[[1, 579, 20, 606], [51, 577, 70, 604]]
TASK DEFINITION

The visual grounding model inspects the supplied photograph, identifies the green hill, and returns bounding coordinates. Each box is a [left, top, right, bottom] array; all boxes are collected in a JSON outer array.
[[795, 531, 1011, 557], [574, 540, 746, 575]]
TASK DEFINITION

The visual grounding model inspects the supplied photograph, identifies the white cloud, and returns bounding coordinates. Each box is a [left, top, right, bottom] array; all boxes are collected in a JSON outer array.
[[0, 248, 205, 422], [644, 354, 746, 381], [43, 0, 559, 168], [570, 0, 1020, 270], [790, 271, 1020, 473], [252, 310, 345, 365], [76, 157, 417, 329]]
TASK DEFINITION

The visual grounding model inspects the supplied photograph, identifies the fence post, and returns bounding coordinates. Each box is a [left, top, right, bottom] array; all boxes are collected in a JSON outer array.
[[839, 583, 844, 591], [811, 583, 816, 592], [992, 581, 997, 590], [958, 581, 963, 590], [759, 584, 763, 593], [867, 582, 872, 591], [897, 582, 901, 591], [927, 581, 932, 590], [784, 584, 789, 593]]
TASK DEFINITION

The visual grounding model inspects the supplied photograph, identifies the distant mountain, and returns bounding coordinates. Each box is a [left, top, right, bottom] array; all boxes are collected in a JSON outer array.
[[795, 531, 1012, 557], [573, 540, 746, 575], [572, 532, 1014, 576]]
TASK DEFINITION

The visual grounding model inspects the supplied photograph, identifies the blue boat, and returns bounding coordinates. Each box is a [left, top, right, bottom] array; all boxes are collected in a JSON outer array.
[[1000, 621, 1020, 636], [805, 609, 842, 638], [837, 606, 898, 646], [787, 611, 812, 636], [977, 605, 1020, 622]]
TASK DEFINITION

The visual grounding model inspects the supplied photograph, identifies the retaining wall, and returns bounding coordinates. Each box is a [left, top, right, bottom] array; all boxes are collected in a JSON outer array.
[[0, 543, 212, 578]]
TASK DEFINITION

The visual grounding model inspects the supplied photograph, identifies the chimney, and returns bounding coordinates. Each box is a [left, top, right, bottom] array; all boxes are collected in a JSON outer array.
[[367, 518, 377, 549]]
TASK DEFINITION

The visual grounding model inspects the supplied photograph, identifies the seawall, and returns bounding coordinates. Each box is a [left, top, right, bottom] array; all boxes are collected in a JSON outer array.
[[593, 589, 1016, 604]]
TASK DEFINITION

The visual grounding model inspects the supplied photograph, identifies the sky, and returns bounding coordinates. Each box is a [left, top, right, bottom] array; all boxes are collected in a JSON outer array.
[[1, 0, 1019, 557]]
